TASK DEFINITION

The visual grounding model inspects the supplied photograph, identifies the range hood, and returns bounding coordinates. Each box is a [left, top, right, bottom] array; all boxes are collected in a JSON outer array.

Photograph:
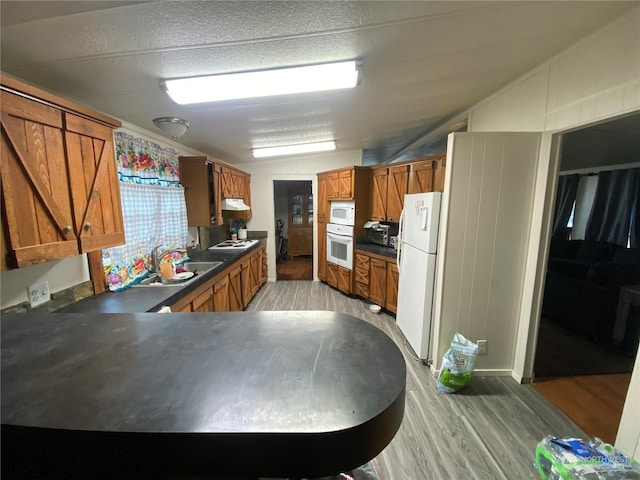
[[221, 198, 250, 211]]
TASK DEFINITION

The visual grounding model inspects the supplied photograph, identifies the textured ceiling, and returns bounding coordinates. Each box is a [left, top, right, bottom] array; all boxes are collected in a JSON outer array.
[[0, 1, 634, 166]]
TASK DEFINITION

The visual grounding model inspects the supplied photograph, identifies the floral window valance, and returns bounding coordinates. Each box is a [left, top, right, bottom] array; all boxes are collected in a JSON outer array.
[[103, 133, 188, 291], [115, 133, 180, 184]]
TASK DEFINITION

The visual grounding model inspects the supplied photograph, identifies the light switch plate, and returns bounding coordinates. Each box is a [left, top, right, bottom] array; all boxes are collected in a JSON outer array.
[[27, 281, 50, 308]]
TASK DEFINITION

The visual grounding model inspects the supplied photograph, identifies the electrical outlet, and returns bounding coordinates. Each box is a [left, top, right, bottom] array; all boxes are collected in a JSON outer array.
[[27, 281, 50, 308], [477, 339, 488, 355]]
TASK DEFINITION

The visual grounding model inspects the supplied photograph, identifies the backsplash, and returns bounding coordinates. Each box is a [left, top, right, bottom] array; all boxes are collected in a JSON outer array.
[[1, 281, 94, 314]]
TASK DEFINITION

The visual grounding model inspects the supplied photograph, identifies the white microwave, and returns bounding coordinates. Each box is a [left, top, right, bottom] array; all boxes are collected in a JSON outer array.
[[329, 200, 356, 226]]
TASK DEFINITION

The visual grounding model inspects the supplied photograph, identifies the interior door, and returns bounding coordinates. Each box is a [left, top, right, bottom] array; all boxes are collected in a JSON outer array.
[[432, 131, 543, 374]]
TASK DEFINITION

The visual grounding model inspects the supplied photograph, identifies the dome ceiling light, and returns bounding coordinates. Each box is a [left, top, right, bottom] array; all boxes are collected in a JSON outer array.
[[152, 117, 190, 139]]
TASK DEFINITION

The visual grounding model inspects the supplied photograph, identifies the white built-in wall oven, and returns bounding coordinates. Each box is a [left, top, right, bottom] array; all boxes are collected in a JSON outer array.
[[326, 223, 354, 269]]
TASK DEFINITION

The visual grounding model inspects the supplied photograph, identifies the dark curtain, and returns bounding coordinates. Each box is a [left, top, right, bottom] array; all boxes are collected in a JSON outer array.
[[552, 174, 580, 239], [630, 171, 640, 248], [585, 168, 640, 246]]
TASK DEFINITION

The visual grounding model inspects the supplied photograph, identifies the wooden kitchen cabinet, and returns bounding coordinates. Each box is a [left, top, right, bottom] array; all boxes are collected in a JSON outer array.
[[317, 173, 328, 219], [288, 192, 313, 257], [326, 167, 359, 200], [192, 286, 215, 312], [326, 261, 338, 288], [369, 258, 387, 307], [0, 78, 124, 270], [369, 164, 408, 223], [220, 165, 248, 200], [370, 167, 388, 221], [326, 261, 352, 294], [228, 265, 243, 311], [289, 228, 313, 257], [387, 165, 409, 222], [354, 248, 399, 313], [354, 252, 370, 298], [260, 245, 268, 284], [220, 164, 252, 221], [433, 153, 446, 192], [170, 241, 267, 313], [385, 262, 399, 313], [213, 275, 231, 311], [179, 156, 219, 226], [337, 265, 352, 295], [317, 174, 327, 281], [181, 158, 253, 225], [408, 160, 434, 194], [240, 247, 262, 307]]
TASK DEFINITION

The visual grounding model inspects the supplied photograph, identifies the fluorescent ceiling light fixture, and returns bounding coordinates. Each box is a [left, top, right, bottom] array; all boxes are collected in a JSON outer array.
[[252, 141, 336, 158], [162, 61, 359, 105]]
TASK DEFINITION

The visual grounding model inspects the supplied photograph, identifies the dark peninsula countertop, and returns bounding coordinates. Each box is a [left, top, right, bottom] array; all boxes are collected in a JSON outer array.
[[57, 238, 266, 314], [1, 310, 406, 478]]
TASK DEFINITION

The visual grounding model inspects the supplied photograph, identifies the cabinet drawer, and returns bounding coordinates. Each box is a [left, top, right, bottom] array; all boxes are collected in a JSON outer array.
[[354, 281, 369, 299], [355, 253, 370, 270], [355, 267, 369, 285]]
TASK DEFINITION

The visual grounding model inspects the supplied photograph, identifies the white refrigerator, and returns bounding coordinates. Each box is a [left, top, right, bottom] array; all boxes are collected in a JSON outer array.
[[396, 192, 442, 360]]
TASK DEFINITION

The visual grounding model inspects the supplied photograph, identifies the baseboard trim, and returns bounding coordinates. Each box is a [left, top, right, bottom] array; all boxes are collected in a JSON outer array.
[[429, 366, 516, 379]]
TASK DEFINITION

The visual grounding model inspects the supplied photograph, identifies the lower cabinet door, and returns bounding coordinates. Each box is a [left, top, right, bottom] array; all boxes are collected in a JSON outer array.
[[213, 275, 230, 311], [369, 259, 386, 306], [386, 261, 399, 313], [192, 288, 215, 312], [326, 262, 338, 288], [228, 266, 243, 311], [337, 266, 352, 294]]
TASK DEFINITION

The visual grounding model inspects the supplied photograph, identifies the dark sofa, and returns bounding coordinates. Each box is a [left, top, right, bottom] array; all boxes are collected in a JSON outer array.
[[542, 239, 640, 344]]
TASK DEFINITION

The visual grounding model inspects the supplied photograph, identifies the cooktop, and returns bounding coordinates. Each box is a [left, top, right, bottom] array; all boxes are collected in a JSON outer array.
[[208, 239, 259, 250]]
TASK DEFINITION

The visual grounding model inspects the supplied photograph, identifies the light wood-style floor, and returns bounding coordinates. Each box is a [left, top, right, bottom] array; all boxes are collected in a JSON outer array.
[[247, 280, 587, 480], [534, 374, 631, 445]]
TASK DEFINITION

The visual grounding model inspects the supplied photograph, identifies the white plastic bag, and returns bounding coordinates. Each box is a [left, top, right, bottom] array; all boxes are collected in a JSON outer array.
[[436, 333, 478, 393]]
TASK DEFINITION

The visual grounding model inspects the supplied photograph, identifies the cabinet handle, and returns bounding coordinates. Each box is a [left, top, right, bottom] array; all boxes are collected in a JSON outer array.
[[83, 222, 92, 231], [63, 225, 72, 234]]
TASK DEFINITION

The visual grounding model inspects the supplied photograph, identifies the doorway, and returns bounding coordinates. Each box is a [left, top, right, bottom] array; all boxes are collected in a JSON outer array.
[[273, 180, 313, 281], [533, 112, 640, 444]]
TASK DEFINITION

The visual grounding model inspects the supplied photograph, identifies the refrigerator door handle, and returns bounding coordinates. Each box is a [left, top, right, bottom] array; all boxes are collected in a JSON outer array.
[[397, 208, 405, 272]]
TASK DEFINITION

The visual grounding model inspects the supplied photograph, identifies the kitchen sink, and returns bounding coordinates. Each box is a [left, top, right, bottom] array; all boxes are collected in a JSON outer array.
[[132, 261, 223, 287]]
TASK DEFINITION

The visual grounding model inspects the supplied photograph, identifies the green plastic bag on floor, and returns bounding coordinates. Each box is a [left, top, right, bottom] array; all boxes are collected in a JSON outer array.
[[436, 333, 478, 394]]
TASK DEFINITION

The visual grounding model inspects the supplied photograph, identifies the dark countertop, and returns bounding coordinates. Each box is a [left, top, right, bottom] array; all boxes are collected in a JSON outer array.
[[355, 241, 398, 259], [1, 310, 406, 478], [56, 238, 267, 314]]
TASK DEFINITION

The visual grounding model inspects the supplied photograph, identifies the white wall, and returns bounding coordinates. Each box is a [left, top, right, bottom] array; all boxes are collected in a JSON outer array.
[[433, 132, 541, 375], [234, 149, 362, 281], [617, 346, 640, 460], [0, 121, 210, 309], [458, 6, 639, 457], [470, 7, 639, 134]]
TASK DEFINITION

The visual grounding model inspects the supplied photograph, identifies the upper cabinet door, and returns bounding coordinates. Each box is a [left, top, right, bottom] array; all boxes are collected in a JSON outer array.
[[0, 92, 80, 267], [387, 165, 409, 222], [220, 167, 234, 198], [64, 113, 124, 253], [1, 86, 124, 270], [317, 174, 327, 219], [370, 167, 388, 221], [408, 160, 434, 194], [327, 172, 339, 199], [338, 169, 353, 198]]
